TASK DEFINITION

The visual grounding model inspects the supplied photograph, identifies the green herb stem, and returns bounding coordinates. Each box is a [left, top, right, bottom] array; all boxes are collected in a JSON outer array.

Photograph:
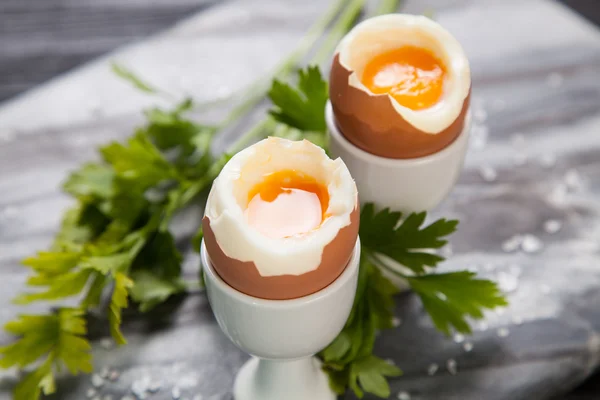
[[375, 0, 401, 16], [216, 0, 350, 130]]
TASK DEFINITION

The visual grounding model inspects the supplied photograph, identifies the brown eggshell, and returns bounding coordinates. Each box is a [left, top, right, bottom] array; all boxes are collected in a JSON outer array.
[[329, 53, 471, 159], [202, 206, 359, 300]]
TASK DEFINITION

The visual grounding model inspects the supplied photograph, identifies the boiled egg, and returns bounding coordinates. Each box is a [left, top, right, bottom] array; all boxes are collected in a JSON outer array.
[[202, 137, 359, 300], [329, 14, 471, 159]]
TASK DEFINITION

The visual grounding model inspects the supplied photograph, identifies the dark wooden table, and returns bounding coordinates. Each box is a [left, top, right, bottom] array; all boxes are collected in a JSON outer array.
[[1, 1, 599, 399]]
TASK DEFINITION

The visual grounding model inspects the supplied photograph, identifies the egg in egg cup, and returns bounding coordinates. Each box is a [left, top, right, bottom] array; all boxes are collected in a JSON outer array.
[[201, 137, 360, 400], [327, 14, 471, 214]]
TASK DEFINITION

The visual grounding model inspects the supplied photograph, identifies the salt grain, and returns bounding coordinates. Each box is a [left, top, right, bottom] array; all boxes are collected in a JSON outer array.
[[543, 219, 562, 234], [478, 321, 488, 332], [512, 316, 523, 325], [120, 396, 135, 400], [100, 367, 110, 379], [502, 235, 522, 252], [172, 387, 182, 399], [446, 359, 458, 375], [397, 391, 411, 400], [100, 337, 114, 350], [521, 234, 543, 253], [474, 109, 488, 122], [539, 154, 556, 168], [427, 363, 439, 376], [497, 271, 519, 293], [87, 388, 97, 398], [148, 381, 162, 393], [497, 328, 510, 338], [565, 169, 583, 191], [91, 374, 105, 388], [109, 370, 120, 382], [463, 342, 474, 352], [386, 359, 396, 366], [479, 165, 497, 182], [453, 333, 465, 344], [392, 317, 402, 327]]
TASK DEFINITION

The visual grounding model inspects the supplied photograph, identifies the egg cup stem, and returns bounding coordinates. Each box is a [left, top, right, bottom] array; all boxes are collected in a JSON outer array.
[[201, 239, 361, 400], [234, 357, 334, 400]]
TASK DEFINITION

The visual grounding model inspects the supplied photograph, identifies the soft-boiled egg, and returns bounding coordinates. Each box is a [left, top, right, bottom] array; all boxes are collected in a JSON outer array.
[[202, 137, 359, 300], [329, 14, 471, 159]]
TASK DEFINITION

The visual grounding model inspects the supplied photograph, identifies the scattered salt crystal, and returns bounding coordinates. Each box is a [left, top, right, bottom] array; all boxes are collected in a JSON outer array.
[[386, 359, 396, 366], [148, 380, 162, 393], [497, 271, 519, 293], [544, 219, 562, 234], [521, 234, 543, 253], [463, 342, 474, 352], [392, 317, 402, 327], [87, 388, 97, 398], [512, 316, 523, 325], [502, 235, 522, 253], [453, 333, 465, 344], [109, 370, 120, 382], [479, 165, 497, 182], [427, 363, 439, 376], [565, 169, 583, 191], [484, 263, 496, 272], [546, 72, 564, 88], [91, 374, 104, 388], [397, 391, 411, 400], [446, 359, 458, 375], [100, 337, 114, 350], [497, 328, 510, 338], [539, 154, 556, 168], [478, 321, 488, 332], [172, 387, 182, 399], [496, 307, 506, 316], [120, 396, 135, 400]]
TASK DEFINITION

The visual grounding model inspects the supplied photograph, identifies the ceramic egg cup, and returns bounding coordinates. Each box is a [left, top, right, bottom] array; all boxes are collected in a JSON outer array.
[[327, 101, 470, 288], [201, 239, 361, 400]]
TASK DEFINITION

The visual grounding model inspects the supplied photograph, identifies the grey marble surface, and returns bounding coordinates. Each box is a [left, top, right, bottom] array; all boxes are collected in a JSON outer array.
[[0, 0, 600, 399]]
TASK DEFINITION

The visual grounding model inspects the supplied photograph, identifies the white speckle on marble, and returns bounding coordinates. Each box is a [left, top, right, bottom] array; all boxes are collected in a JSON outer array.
[[87, 388, 97, 398], [172, 387, 182, 399], [564, 169, 583, 191], [100, 337, 114, 350], [510, 133, 525, 147], [521, 234, 543, 253], [392, 317, 402, 327], [446, 359, 458, 375], [497, 271, 519, 293], [543, 219, 562, 234], [546, 72, 564, 88], [513, 153, 528, 166], [397, 391, 411, 400], [427, 363, 439, 376], [463, 342, 474, 352], [497, 327, 510, 338], [502, 235, 523, 252], [479, 165, 497, 182], [539, 153, 557, 168], [453, 333, 465, 343], [474, 108, 488, 122], [512, 316, 523, 325], [91, 374, 105, 388]]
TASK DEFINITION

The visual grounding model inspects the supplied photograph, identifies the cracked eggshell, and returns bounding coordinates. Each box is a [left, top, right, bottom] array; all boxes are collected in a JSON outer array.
[[202, 137, 359, 300], [329, 14, 471, 159]]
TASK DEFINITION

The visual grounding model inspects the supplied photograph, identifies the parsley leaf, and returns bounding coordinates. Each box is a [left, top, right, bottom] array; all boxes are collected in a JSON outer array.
[[360, 203, 458, 274], [109, 273, 134, 345], [349, 355, 402, 398], [408, 272, 508, 334], [0, 308, 92, 400], [268, 65, 328, 132]]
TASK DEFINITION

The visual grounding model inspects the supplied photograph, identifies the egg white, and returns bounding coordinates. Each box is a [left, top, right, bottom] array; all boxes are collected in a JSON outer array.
[[336, 14, 471, 134], [205, 137, 358, 277]]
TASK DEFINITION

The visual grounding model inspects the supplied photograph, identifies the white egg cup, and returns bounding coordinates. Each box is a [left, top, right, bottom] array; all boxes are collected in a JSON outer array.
[[201, 239, 361, 400], [327, 101, 470, 288], [327, 101, 471, 214]]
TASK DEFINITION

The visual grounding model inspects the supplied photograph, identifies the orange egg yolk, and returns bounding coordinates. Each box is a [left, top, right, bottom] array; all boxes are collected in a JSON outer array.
[[361, 46, 446, 110], [245, 170, 329, 239]]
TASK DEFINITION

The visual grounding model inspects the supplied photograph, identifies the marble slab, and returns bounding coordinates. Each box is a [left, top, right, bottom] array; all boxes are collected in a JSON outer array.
[[0, 0, 599, 399]]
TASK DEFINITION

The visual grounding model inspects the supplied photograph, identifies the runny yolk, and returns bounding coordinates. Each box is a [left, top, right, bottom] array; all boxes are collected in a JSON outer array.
[[361, 46, 446, 110], [244, 170, 329, 239]]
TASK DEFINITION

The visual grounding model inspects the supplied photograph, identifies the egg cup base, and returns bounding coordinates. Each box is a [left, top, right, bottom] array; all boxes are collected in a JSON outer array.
[[234, 356, 335, 400], [327, 101, 471, 214], [201, 239, 360, 399]]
